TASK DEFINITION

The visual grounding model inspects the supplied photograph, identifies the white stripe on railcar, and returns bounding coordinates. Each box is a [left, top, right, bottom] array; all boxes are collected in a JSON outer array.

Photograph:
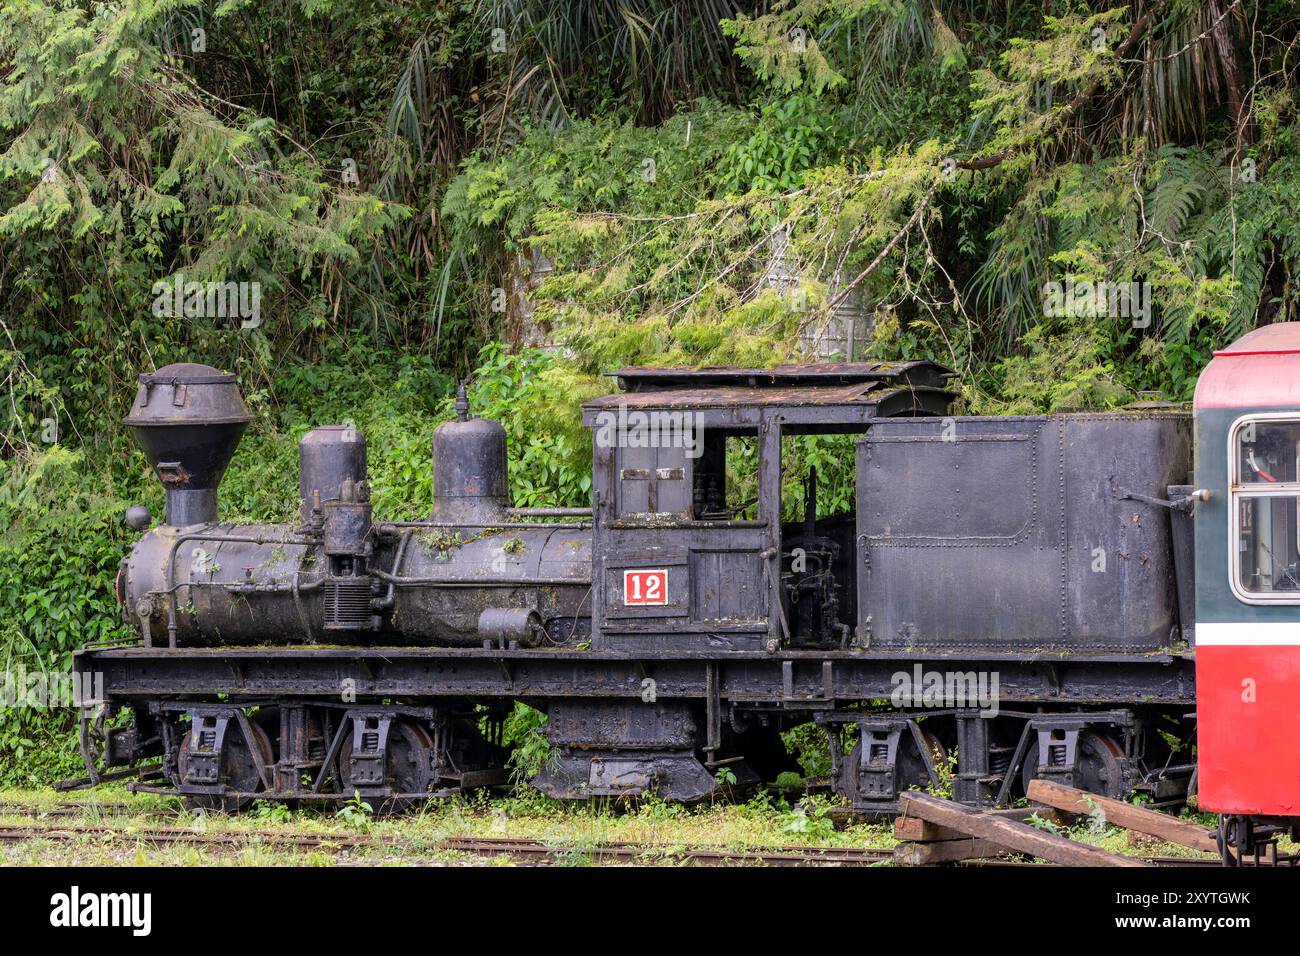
[[1197, 622, 1300, 645]]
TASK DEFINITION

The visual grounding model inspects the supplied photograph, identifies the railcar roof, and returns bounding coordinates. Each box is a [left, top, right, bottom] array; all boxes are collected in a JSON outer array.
[[1212, 322, 1300, 355], [1196, 322, 1300, 410]]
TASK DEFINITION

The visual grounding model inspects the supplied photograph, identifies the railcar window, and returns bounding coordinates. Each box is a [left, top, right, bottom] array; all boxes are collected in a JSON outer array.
[[1234, 420, 1300, 484], [1236, 496, 1300, 594], [1231, 417, 1300, 602]]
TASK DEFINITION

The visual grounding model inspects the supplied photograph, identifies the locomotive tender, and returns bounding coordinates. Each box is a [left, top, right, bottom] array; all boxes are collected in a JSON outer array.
[[77, 348, 1211, 819]]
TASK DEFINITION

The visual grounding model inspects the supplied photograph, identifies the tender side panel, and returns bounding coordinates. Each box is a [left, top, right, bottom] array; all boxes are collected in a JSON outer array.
[[858, 414, 1189, 651]]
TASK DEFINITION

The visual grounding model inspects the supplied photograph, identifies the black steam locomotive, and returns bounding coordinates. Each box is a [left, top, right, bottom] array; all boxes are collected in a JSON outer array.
[[75, 359, 1197, 815]]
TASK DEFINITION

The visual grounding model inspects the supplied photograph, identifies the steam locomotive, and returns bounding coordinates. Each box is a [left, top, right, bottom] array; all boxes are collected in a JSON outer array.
[[69, 326, 1300, 861]]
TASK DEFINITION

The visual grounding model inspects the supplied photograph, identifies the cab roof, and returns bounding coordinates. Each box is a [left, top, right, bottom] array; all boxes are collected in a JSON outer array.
[[583, 360, 955, 430], [608, 360, 951, 393]]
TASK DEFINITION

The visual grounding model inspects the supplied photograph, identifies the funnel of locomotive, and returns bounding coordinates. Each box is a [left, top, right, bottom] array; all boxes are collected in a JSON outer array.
[[124, 363, 251, 527], [120, 370, 592, 648]]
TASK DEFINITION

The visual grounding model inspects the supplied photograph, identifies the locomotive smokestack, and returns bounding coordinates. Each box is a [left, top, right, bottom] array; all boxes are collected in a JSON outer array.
[[124, 363, 251, 527], [432, 384, 509, 523]]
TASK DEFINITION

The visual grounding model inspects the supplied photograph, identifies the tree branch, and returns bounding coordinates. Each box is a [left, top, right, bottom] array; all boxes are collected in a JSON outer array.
[[957, 0, 1173, 172], [825, 177, 941, 312]]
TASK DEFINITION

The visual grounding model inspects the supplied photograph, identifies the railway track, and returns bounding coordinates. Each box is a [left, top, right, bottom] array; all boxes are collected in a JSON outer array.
[[438, 837, 894, 866], [0, 801, 166, 818], [0, 818, 892, 865], [0, 800, 895, 864], [0, 822, 368, 851], [0, 800, 1229, 866]]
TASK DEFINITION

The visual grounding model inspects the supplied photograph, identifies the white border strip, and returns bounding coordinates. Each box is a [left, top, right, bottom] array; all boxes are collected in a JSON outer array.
[[1197, 622, 1300, 646]]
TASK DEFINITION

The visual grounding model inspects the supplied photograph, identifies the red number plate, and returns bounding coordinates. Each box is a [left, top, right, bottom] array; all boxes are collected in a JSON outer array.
[[623, 569, 668, 606]]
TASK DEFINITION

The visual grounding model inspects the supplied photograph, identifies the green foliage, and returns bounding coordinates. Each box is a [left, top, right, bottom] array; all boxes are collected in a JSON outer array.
[[780, 722, 833, 779], [335, 791, 375, 830], [635, 792, 684, 822], [722, 2, 847, 94], [482, 0, 746, 126], [719, 93, 837, 195], [984, 324, 1131, 415], [466, 344, 602, 507], [773, 770, 804, 790], [252, 801, 296, 825], [926, 744, 958, 799], [0, 448, 133, 785], [501, 701, 551, 784], [968, 7, 1129, 161], [448, 98, 950, 375], [1027, 810, 1066, 836], [782, 434, 856, 519], [1078, 794, 1109, 837], [778, 794, 839, 840]]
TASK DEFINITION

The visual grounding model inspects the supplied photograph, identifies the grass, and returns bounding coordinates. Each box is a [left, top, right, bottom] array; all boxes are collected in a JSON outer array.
[[0, 784, 891, 866], [0, 785, 1246, 867]]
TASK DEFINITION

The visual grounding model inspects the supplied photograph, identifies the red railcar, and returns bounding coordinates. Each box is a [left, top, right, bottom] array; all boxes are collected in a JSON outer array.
[[1194, 323, 1300, 863]]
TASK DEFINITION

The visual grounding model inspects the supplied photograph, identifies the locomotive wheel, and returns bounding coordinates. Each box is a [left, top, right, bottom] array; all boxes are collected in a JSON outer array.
[[337, 719, 436, 811], [1020, 730, 1125, 799], [840, 727, 946, 803], [1216, 814, 1257, 867], [177, 718, 274, 813]]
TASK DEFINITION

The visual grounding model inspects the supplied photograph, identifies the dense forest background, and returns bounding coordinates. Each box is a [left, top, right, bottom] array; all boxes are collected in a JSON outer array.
[[0, 0, 1296, 783]]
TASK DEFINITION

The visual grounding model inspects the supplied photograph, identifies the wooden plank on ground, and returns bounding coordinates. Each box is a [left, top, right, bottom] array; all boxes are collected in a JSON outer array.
[[893, 837, 1011, 865], [894, 806, 1070, 842], [1026, 779, 1218, 854], [897, 791, 1149, 867]]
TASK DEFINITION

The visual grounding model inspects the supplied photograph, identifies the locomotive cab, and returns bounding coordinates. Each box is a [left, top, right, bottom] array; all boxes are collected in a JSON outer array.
[[580, 362, 955, 653]]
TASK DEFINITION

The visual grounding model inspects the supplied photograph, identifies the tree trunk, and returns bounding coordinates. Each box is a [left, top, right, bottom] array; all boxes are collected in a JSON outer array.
[[1208, 0, 1251, 156]]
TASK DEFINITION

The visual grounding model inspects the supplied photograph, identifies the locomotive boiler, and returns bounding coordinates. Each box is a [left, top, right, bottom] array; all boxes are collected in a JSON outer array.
[[118, 364, 592, 650], [77, 356, 1204, 821]]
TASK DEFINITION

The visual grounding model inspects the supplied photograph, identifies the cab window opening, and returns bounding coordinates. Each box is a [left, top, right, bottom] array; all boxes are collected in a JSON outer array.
[[690, 431, 760, 521]]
